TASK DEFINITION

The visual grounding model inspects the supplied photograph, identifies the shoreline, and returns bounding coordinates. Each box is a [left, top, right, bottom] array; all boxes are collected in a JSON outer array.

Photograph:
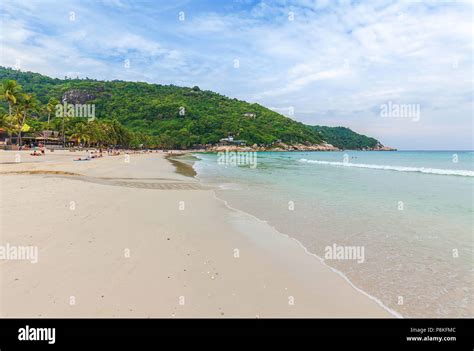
[[169, 153, 402, 318], [1, 150, 393, 317], [212, 192, 403, 319]]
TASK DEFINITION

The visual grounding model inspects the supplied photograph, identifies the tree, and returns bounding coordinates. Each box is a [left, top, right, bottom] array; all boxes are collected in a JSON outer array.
[[1, 112, 18, 144], [16, 93, 37, 146], [70, 122, 91, 146], [46, 97, 59, 126], [0, 79, 22, 116]]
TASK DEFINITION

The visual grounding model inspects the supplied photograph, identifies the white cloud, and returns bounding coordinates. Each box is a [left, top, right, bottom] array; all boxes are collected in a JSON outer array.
[[0, 0, 472, 149]]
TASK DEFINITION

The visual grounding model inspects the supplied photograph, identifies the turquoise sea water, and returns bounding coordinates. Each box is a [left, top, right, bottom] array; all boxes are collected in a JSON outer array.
[[194, 151, 474, 317]]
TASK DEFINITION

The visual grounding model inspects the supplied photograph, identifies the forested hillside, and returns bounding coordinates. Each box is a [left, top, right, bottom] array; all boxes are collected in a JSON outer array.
[[0, 67, 385, 150], [309, 126, 381, 150]]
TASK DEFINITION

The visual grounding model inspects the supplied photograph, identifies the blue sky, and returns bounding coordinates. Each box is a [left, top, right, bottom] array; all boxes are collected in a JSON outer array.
[[1, 0, 472, 149]]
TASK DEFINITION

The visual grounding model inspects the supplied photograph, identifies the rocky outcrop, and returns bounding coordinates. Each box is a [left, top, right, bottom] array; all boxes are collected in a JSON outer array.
[[62, 89, 98, 104], [205, 141, 397, 152], [267, 142, 339, 151], [206, 142, 339, 152], [365, 143, 397, 151]]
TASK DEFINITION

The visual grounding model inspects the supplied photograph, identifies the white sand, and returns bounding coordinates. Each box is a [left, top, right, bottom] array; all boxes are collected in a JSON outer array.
[[0, 150, 393, 317]]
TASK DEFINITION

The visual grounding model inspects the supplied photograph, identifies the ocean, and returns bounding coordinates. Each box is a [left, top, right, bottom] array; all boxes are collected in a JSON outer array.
[[193, 151, 474, 317]]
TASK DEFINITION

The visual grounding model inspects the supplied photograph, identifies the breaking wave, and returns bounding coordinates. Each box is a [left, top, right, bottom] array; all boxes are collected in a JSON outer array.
[[299, 159, 474, 177]]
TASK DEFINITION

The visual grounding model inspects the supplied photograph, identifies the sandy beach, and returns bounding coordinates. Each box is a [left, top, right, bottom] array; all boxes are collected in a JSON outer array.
[[0, 150, 393, 317]]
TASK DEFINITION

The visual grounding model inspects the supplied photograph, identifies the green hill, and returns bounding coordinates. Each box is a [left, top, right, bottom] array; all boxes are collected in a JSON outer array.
[[309, 126, 381, 150], [0, 67, 386, 150]]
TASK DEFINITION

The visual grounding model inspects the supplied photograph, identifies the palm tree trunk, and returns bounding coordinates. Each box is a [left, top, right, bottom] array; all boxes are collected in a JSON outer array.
[[18, 112, 26, 147], [62, 115, 65, 148], [45, 111, 51, 146]]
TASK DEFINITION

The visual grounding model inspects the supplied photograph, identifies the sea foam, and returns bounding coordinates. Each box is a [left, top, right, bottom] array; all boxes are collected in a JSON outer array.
[[299, 159, 474, 177]]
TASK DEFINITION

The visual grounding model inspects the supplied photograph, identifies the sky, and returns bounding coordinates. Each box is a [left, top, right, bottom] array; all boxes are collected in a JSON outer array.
[[0, 0, 472, 150]]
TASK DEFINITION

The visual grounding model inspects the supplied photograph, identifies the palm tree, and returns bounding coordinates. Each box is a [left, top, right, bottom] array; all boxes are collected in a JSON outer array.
[[46, 97, 59, 125], [44, 97, 59, 145], [16, 93, 37, 146], [0, 80, 22, 116], [1, 112, 18, 144], [71, 122, 91, 147]]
